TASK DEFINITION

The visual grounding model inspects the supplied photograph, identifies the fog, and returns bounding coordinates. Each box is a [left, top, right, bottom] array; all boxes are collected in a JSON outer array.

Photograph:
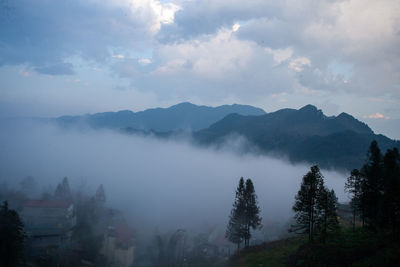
[[0, 121, 348, 233]]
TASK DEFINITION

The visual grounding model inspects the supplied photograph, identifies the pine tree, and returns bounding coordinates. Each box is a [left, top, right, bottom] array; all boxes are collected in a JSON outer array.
[[226, 177, 246, 250], [361, 140, 383, 229], [95, 184, 106, 204], [345, 169, 365, 229], [291, 165, 324, 242], [0, 201, 25, 266], [382, 148, 400, 237], [243, 178, 262, 247], [54, 176, 72, 201], [317, 188, 339, 243]]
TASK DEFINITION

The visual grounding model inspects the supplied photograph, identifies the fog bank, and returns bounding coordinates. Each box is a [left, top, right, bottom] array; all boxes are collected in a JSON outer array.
[[0, 121, 348, 231]]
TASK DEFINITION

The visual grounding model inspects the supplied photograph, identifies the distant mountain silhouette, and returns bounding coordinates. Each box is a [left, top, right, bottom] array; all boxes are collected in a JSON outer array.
[[55, 102, 266, 131], [54, 103, 399, 171], [193, 105, 399, 170]]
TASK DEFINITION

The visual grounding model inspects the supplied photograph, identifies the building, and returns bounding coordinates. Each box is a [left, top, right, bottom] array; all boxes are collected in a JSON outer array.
[[21, 200, 76, 253], [101, 223, 135, 267]]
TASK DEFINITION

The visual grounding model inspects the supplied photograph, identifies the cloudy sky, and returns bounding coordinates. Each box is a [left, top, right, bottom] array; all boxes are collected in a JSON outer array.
[[0, 0, 399, 138]]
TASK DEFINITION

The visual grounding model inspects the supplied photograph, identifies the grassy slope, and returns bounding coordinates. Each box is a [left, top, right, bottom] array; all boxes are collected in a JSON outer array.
[[228, 238, 302, 267], [229, 228, 400, 267]]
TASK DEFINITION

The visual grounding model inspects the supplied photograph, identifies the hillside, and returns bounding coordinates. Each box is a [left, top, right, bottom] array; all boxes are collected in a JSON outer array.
[[229, 229, 400, 267], [194, 105, 400, 170]]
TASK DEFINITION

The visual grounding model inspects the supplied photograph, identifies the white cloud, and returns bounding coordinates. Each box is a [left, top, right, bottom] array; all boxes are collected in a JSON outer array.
[[365, 112, 390, 120], [138, 58, 152, 64], [265, 47, 293, 65], [112, 54, 125, 59], [289, 57, 311, 72], [128, 0, 181, 33], [134, 26, 295, 101], [232, 23, 240, 32]]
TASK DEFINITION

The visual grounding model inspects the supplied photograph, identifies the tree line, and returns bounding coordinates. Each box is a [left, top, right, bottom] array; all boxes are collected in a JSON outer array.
[[226, 140, 400, 248], [290, 165, 339, 243], [225, 167, 339, 247], [346, 140, 400, 237]]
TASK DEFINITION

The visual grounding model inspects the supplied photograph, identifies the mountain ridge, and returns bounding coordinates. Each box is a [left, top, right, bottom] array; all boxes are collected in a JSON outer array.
[[55, 102, 266, 132], [193, 105, 397, 170], [53, 102, 398, 171]]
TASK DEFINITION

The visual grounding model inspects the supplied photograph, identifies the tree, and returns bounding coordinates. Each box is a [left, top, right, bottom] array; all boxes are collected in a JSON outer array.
[[0, 201, 25, 266], [95, 184, 106, 204], [243, 179, 262, 247], [382, 148, 400, 238], [291, 165, 324, 242], [54, 177, 72, 201], [317, 188, 339, 243], [345, 169, 366, 229], [226, 177, 246, 250], [360, 140, 384, 229]]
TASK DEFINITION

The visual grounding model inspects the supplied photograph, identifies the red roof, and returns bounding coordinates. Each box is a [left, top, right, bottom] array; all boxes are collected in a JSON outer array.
[[23, 200, 72, 208]]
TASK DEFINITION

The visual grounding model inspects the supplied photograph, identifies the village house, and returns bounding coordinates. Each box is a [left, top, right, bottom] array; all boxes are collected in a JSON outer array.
[[21, 200, 76, 254], [101, 223, 135, 267]]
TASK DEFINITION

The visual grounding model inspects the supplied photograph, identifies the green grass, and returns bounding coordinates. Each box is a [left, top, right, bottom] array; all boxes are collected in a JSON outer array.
[[229, 238, 303, 267], [289, 228, 400, 267], [229, 228, 400, 267]]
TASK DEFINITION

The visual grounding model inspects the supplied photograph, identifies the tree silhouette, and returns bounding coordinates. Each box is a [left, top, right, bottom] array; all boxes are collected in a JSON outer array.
[[345, 169, 365, 228], [0, 201, 25, 266], [291, 165, 324, 242], [361, 140, 383, 229], [243, 178, 262, 247], [317, 188, 339, 243], [226, 177, 246, 250], [95, 184, 106, 204], [382, 147, 400, 237], [54, 177, 72, 201]]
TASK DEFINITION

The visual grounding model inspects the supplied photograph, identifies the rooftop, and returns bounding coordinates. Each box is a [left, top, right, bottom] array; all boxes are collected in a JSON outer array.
[[23, 200, 72, 208]]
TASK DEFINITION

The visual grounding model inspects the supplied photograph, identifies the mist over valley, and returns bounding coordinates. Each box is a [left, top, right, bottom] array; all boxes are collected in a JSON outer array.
[[0, 120, 347, 231]]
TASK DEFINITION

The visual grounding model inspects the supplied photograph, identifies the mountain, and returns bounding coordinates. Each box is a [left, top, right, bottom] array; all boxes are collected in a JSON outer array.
[[54, 102, 266, 132], [194, 105, 400, 171], [54, 103, 399, 171]]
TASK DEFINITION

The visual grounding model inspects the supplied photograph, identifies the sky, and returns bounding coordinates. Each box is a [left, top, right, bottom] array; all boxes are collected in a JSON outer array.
[[0, 0, 399, 139]]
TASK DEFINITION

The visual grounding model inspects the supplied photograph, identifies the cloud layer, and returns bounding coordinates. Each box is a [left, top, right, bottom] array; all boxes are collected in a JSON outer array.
[[0, 121, 347, 231], [0, 0, 399, 137]]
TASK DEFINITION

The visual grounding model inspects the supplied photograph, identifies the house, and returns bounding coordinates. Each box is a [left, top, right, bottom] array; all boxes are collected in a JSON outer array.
[[21, 200, 76, 253], [101, 223, 135, 267]]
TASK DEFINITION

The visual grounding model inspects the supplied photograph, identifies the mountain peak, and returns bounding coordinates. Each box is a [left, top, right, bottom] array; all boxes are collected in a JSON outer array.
[[337, 112, 353, 119], [170, 102, 197, 109], [299, 104, 318, 112]]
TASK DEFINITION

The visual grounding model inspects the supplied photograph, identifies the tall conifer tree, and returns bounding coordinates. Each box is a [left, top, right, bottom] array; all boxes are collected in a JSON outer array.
[[346, 169, 366, 228], [226, 177, 246, 250], [291, 165, 324, 242], [54, 176, 72, 201], [382, 148, 400, 237], [361, 140, 383, 229], [317, 188, 339, 243], [0, 201, 25, 266], [95, 184, 106, 204], [243, 179, 262, 247]]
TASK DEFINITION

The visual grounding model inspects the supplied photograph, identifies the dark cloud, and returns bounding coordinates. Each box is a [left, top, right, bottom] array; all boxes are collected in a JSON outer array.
[[0, 0, 155, 74]]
